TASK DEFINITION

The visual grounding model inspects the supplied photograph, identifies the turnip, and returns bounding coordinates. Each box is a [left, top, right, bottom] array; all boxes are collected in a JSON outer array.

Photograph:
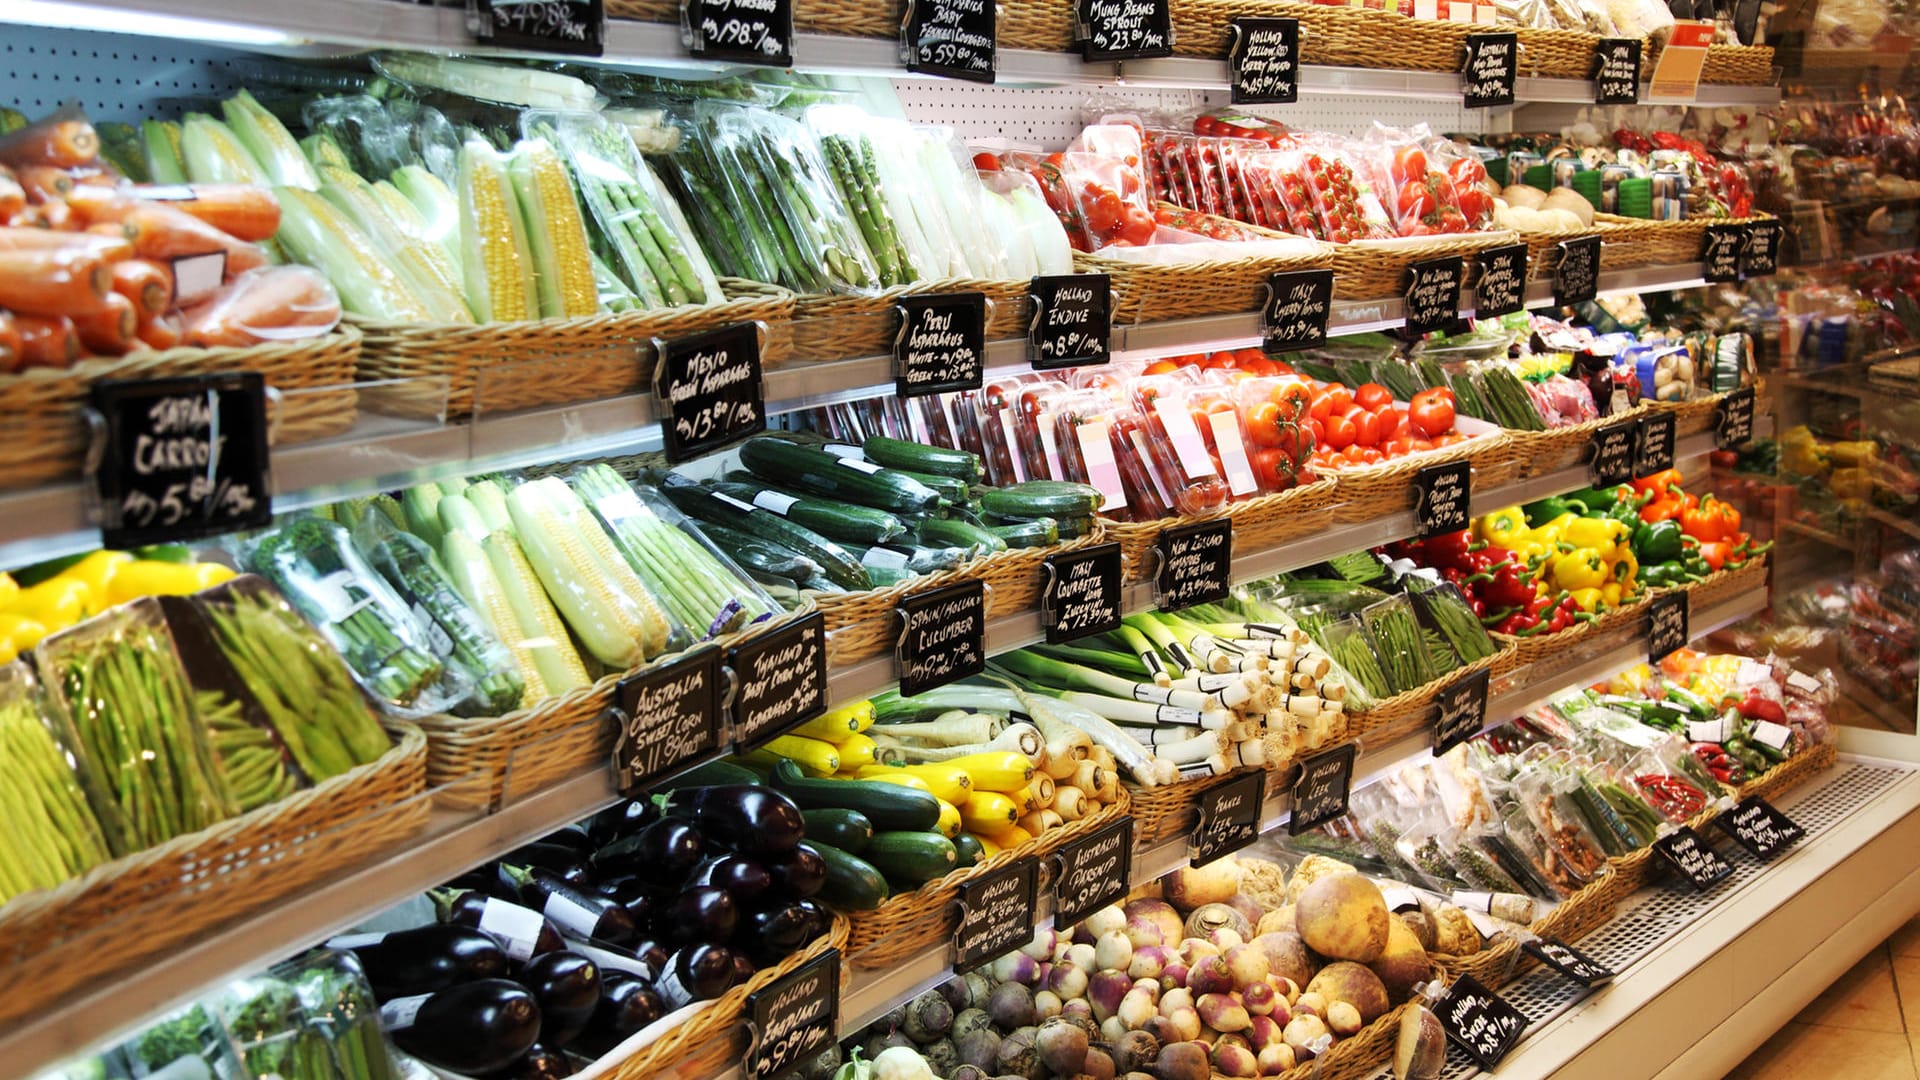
[[1213, 1041, 1259, 1077], [992, 951, 1041, 986], [1102, 1014, 1129, 1043], [1024, 927, 1058, 961], [1256, 1042, 1297, 1076], [1086, 905, 1127, 938], [1245, 1014, 1282, 1050], [1061, 998, 1094, 1025], [1033, 989, 1062, 1020], [1293, 992, 1326, 1018], [1186, 954, 1234, 997], [1283, 1014, 1330, 1059], [1118, 988, 1157, 1030], [1225, 893, 1264, 930], [1096, 931, 1135, 973], [1326, 1000, 1363, 1037], [1089, 970, 1133, 1022], [989, 982, 1037, 1029], [1273, 977, 1300, 1005], [1294, 875, 1390, 963], [1160, 962, 1189, 991], [1242, 979, 1277, 1016], [1131, 978, 1160, 1002], [1122, 899, 1184, 945], [1162, 862, 1242, 910], [1185, 904, 1253, 943], [1050, 961, 1089, 1000], [872, 1045, 935, 1080], [1126, 916, 1166, 950], [1197, 992, 1252, 1032], [1159, 987, 1194, 1016], [1224, 944, 1270, 990], [1150, 1040, 1209, 1080], [1250, 932, 1316, 990], [1209, 927, 1246, 952], [1394, 1005, 1445, 1080], [962, 972, 993, 1009], [1168, 1006, 1202, 1042], [1143, 1013, 1182, 1046], [1177, 938, 1219, 965], [1129, 945, 1170, 980], [1067, 942, 1098, 971], [1037, 1016, 1090, 1074], [1305, 962, 1390, 1024]]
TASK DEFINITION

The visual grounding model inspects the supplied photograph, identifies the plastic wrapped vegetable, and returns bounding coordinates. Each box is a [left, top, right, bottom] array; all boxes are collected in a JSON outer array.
[[222, 89, 318, 192], [275, 186, 437, 322], [289, 949, 399, 1080], [507, 136, 600, 319], [181, 265, 343, 347], [712, 106, 879, 292], [0, 662, 111, 901], [456, 137, 538, 323], [317, 165, 471, 324]]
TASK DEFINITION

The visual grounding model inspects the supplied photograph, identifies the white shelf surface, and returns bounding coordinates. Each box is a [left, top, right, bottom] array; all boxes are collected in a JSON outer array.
[[1, 0, 1780, 107], [0, 261, 1718, 568]]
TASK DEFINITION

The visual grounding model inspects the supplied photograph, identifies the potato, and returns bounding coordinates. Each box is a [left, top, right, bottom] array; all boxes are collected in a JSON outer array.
[[1500, 205, 1545, 232], [1295, 874, 1391, 962], [1163, 861, 1242, 910], [1540, 207, 1586, 230], [1305, 962, 1391, 1024], [1501, 184, 1547, 210], [1394, 1005, 1447, 1080], [1368, 916, 1432, 1005]]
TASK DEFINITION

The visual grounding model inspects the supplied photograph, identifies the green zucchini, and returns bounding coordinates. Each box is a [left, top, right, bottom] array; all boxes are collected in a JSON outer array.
[[659, 476, 872, 590], [710, 480, 907, 545], [803, 808, 874, 854], [1054, 515, 1096, 539], [768, 759, 942, 831], [987, 518, 1060, 548], [858, 543, 970, 574], [676, 759, 763, 788], [863, 831, 960, 885], [979, 480, 1102, 520], [862, 435, 985, 481], [691, 523, 821, 581], [739, 437, 942, 514], [814, 842, 889, 910], [951, 832, 985, 868], [916, 517, 1007, 556], [893, 469, 969, 506]]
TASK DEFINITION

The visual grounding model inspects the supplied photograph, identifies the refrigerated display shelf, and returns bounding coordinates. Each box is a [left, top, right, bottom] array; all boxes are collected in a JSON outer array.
[[1, 0, 1782, 106], [0, 261, 1721, 568]]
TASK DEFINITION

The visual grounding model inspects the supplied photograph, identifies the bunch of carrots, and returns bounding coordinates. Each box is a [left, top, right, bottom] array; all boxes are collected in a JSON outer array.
[[0, 113, 339, 371]]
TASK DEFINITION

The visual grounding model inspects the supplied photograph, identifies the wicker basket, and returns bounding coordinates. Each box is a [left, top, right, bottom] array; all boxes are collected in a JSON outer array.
[[818, 529, 1108, 666], [418, 601, 818, 810], [1076, 234, 1337, 326], [1325, 430, 1519, 523], [1280, 1002, 1418, 1080], [1514, 26, 1623, 78], [1492, 589, 1653, 667], [0, 327, 360, 492], [845, 792, 1131, 969], [1433, 861, 1637, 988], [1331, 231, 1519, 301], [0, 721, 429, 1026], [1505, 402, 1653, 479], [1636, 213, 1777, 268], [790, 279, 1031, 363], [1515, 215, 1656, 281], [1348, 651, 1502, 740], [1738, 740, 1837, 803], [1130, 766, 1266, 846], [603, 914, 850, 1079], [1669, 554, 1768, 611], [1102, 477, 1342, 584], [1702, 43, 1776, 84], [1592, 213, 1662, 270], [1645, 389, 1726, 437], [351, 280, 794, 421]]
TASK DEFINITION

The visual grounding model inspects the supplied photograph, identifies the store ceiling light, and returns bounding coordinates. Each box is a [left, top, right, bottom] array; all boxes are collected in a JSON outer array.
[[0, 0, 295, 46]]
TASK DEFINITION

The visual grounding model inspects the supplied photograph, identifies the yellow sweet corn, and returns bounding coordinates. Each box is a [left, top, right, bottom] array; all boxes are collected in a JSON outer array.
[[301, 132, 353, 173], [179, 113, 268, 186], [508, 138, 599, 319], [483, 530, 591, 696], [443, 528, 543, 708], [457, 139, 537, 323], [318, 167, 472, 324], [222, 89, 318, 190], [393, 166, 464, 282], [143, 120, 186, 184], [274, 186, 436, 322], [373, 179, 466, 294], [506, 478, 676, 666]]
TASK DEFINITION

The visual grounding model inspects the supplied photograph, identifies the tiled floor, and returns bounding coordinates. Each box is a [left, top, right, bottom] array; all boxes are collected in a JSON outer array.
[[1727, 916, 1920, 1079]]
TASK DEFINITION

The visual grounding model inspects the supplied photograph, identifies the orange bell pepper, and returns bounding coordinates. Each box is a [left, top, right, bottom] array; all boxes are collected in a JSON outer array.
[[1681, 496, 1740, 543]]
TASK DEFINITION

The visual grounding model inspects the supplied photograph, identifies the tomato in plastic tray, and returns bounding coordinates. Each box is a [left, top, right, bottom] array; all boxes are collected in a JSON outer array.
[[1129, 374, 1232, 517]]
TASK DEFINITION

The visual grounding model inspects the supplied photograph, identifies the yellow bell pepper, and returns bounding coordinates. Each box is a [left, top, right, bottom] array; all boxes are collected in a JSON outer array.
[[56, 551, 132, 614], [0, 612, 47, 662], [1563, 516, 1628, 551], [3, 578, 90, 634], [1569, 587, 1606, 612], [1476, 506, 1531, 550], [1551, 549, 1609, 591], [1601, 581, 1622, 606], [1531, 512, 1578, 549], [1609, 663, 1652, 694], [0, 572, 17, 609], [106, 560, 234, 605]]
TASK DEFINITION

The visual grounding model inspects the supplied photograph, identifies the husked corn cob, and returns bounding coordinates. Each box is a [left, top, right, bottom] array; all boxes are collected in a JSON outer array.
[[372, 179, 465, 294], [301, 132, 354, 173], [509, 137, 599, 319], [442, 529, 543, 708], [394, 165, 464, 277], [506, 478, 666, 670], [484, 530, 592, 693], [456, 138, 537, 323], [546, 478, 675, 656], [223, 89, 318, 191], [180, 113, 268, 186], [317, 166, 471, 324]]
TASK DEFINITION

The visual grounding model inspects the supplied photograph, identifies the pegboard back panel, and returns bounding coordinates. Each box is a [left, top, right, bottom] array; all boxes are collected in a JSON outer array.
[[0, 25, 259, 121]]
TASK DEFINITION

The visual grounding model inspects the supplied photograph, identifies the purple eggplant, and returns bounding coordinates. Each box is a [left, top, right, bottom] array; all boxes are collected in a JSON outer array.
[[336, 924, 507, 998], [513, 1043, 574, 1079], [660, 786, 804, 858], [385, 979, 541, 1076], [731, 950, 758, 986], [686, 854, 774, 905], [739, 903, 820, 967], [591, 818, 703, 882], [503, 865, 640, 948], [506, 842, 596, 886], [433, 890, 566, 961], [587, 800, 657, 846], [656, 943, 737, 1009], [666, 886, 738, 946], [522, 950, 602, 1046], [767, 843, 827, 899], [574, 973, 664, 1058]]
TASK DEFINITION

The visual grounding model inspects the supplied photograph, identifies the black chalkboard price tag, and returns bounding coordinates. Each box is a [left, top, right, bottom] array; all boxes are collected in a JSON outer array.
[[1654, 825, 1733, 890], [1522, 937, 1615, 987], [1042, 542, 1124, 644], [1404, 256, 1465, 336], [1554, 235, 1602, 307], [895, 580, 986, 697], [1474, 242, 1528, 318], [1648, 590, 1689, 663], [1741, 219, 1780, 278], [1154, 518, 1232, 611], [1588, 418, 1638, 487], [612, 647, 724, 795], [1461, 33, 1519, 108], [1716, 386, 1757, 449], [1288, 742, 1356, 836], [1716, 795, 1804, 860], [1433, 666, 1491, 757], [93, 373, 271, 549], [1029, 274, 1111, 370], [654, 322, 766, 464], [1191, 770, 1267, 865], [728, 611, 828, 751], [904, 0, 996, 81], [470, 0, 605, 55], [682, 0, 792, 64], [1054, 816, 1134, 928], [1593, 37, 1642, 104], [1414, 460, 1472, 539], [1228, 17, 1300, 104], [744, 947, 840, 1080], [1636, 410, 1677, 476], [895, 292, 987, 398], [1262, 268, 1334, 354], [954, 857, 1038, 971], [1079, 0, 1173, 61], [1436, 973, 1529, 1069], [1701, 223, 1745, 283]]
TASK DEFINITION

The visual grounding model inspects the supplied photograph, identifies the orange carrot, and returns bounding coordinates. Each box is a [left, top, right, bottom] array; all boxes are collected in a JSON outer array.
[[0, 120, 100, 170], [0, 168, 21, 220], [74, 291, 137, 356], [183, 265, 340, 348], [0, 226, 133, 262], [131, 184, 281, 242], [13, 314, 80, 369], [0, 248, 111, 316], [13, 165, 74, 204], [0, 311, 20, 373], [136, 309, 183, 351], [112, 258, 172, 315], [119, 202, 265, 275]]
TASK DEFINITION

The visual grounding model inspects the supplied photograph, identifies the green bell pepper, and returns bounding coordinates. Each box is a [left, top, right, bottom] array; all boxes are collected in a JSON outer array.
[[1633, 519, 1685, 564], [1523, 495, 1578, 525]]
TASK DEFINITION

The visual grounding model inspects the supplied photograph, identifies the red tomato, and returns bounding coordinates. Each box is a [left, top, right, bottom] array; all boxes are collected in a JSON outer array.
[[1447, 155, 1487, 188], [1354, 409, 1382, 447], [1119, 205, 1156, 246], [1354, 383, 1393, 411], [1392, 147, 1429, 187], [1325, 413, 1356, 451], [1377, 406, 1407, 440], [1143, 359, 1180, 375], [973, 152, 1002, 171], [1309, 394, 1333, 423], [1397, 184, 1437, 223], [1408, 388, 1456, 438]]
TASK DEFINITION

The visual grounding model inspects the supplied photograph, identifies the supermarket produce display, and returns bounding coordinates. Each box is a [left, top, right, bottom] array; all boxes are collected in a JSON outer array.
[[0, 3, 1915, 1080]]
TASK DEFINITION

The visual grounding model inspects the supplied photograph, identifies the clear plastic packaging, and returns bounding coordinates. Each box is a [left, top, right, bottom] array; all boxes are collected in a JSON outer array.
[[1362, 593, 1436, 693], [712, 106, 880, 292], [1130, 375, 1232, 515], [0, 661, 112, 901], [180, 265, 342, 347]]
